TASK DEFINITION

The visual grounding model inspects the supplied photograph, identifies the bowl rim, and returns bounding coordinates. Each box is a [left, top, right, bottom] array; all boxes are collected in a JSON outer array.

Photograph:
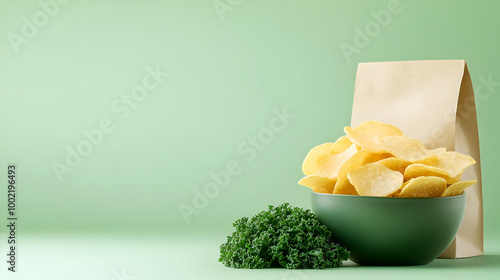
[[311, 191, 466, 200]]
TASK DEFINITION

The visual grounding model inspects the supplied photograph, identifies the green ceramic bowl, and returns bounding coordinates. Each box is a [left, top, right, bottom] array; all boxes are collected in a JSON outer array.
[[311, 192, 466, 266]]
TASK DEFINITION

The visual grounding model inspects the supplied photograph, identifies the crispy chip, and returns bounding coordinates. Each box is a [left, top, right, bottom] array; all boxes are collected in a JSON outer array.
[[317, 144, 358, 179], [417, 151, 476, 178], [344, 121, 403, 152], [347, 162, 403, 197], [376, 135, 436, 162], [389, 189, 402, 197], [302, 143, 333, 176], [377, 157, 410, 174], [298, 175, 337, 194], [333, 177, 359, 195], [404, 163, 460, 184], [333, 150, 392, 195], [429, 147, 447, 154], [441, 180, 477, 197], [332, 136, 353, 154], [300, 120, 477, 197], [399, 176, 447, 198]]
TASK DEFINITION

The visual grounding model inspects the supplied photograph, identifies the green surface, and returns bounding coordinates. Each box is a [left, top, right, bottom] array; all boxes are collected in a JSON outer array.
[[0, 0, 499, 278], [312, 193, 466, 265], [2, 233, 500, 280]]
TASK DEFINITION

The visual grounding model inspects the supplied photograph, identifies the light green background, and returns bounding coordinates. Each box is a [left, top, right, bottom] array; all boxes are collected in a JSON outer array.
[[0, 0, 499, 279]]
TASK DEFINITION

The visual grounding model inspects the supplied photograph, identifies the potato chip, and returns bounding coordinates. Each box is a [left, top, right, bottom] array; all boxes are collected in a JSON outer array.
[[388, 181, 410, 197], [404, 163, 460, 184], [347, 162, 403, 197], [331, 136, 353, 154], [333, 150, 392, 195], [429, 147, 447, 154], [377, 157, 409, 174], [375, 135, 436, 162], [317, 144, 358, 179], [299, 120, 477, 198], [399, 176, 447, 198], [333, 177, 359, 195], [417, 151, 476, 178], [441, 180, 477, 197], [302, 143, 333, 176], [389, 189, 402, 197], [298, 175, 337, 194], [344, 121, 403, 152]]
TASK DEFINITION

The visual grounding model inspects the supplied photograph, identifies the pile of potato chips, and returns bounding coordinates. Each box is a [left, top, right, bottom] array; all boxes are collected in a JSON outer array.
[[299, 121, 476, 197]]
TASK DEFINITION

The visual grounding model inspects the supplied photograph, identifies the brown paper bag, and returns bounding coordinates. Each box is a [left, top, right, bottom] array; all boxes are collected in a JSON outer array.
[[351, 60, 483, 258]]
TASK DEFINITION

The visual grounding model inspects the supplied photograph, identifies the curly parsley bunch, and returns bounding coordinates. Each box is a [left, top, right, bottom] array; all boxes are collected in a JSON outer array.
[[219, 203, 349, 269]]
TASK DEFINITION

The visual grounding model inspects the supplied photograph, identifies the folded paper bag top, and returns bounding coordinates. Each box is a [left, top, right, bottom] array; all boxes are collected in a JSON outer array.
[[351, 60, 483, 259]]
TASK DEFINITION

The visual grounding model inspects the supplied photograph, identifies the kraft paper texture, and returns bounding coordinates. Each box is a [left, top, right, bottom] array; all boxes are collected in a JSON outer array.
[[351, 60, 483, 259]]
